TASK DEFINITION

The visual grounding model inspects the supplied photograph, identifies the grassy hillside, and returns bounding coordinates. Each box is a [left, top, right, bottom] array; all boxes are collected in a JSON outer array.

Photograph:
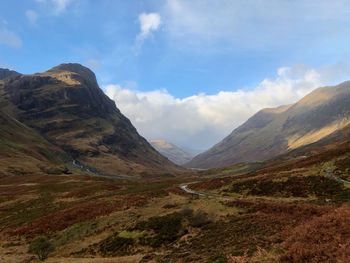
[[187, 81, 350, 168], [0, 110, 69, 177]]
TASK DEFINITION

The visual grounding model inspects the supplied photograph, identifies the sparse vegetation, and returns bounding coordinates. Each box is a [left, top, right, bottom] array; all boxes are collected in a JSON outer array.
[[136, 212, 184, 247], [162, 203, 178, 209], [228, 175, 350, 201], [189, 210, 210, 227], [99, 236, 134, 256], [28, 236, 55, 261]]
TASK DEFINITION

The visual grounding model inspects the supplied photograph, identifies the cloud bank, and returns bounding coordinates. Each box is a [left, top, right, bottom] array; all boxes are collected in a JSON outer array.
[[105, 64, 350, 150]]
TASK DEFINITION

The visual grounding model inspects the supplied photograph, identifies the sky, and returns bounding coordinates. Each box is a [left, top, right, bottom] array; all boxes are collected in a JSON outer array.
[[1, 0, 350, 150]]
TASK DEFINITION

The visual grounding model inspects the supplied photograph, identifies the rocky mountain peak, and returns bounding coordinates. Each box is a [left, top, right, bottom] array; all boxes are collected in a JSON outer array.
[[47, 63, 98, 88]]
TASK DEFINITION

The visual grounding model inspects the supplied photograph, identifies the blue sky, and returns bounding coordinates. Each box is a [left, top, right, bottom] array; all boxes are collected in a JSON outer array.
[[1, 0, 350, 149]]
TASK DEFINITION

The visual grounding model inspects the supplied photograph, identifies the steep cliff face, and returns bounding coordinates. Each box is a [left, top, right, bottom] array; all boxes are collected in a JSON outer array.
[[0, 63, 178, 176], [186, 81, 350, 169]]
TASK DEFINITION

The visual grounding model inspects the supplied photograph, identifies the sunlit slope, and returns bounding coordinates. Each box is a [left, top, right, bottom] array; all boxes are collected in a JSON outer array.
[[187, 81, 350, 168]]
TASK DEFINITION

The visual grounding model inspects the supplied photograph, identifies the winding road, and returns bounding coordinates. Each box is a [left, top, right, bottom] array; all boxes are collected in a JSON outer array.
[[179, 182, 234, 202], [179, 183, 206, 196], [180, 165, 350, 200], [323, 166, 350, 185]]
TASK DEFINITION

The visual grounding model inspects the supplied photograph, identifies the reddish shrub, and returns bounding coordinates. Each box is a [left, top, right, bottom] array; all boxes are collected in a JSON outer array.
[[9, 194, 148, 237], [281, 205, 350, 263], [62, 183, 122, 198]]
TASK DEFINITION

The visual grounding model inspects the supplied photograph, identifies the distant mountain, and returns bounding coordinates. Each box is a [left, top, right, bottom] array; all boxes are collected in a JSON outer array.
[[150, 139, 193, 165], [0, 63, 179, 176], [186, 81, 350, 169], [0, 68, 19, 80], [181, 145, 205, 156]]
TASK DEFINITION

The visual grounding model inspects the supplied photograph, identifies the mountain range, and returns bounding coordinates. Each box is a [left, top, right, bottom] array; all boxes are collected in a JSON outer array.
[[3, 63, 350, 174], [186, 81, 350, 168], [1, 63, 350, 263]]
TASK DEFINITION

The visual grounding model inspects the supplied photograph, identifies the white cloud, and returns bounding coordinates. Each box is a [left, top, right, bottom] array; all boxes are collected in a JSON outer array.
[[0, 62, 15, 70], [25, 10, 39, 25], [105, 63, 350, 150], [52, 0, 72, 13], [161, 0, 350, 51], [36, 0, 73, 14], [135, 12, 161, 51], [0, 27, 22, 48], [163, 0, 236, 45], [138, 13, 161, 38]]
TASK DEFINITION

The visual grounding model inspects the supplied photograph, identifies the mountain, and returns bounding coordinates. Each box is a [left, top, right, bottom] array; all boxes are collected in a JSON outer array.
[[0, 68, 19, 80], [150, 139, 193, 165], [186, 81, 350, 169], [0, 63, 178, 176]]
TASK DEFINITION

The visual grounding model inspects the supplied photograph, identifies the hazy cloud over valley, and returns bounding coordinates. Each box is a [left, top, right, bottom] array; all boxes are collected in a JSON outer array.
[[106, 63, 350, 149]]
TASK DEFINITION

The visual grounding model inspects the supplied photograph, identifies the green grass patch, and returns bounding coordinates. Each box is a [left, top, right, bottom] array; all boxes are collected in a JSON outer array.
[[118, 230, 146, 239], [133, 212, 185, 247], [53, 220, 99, 247]]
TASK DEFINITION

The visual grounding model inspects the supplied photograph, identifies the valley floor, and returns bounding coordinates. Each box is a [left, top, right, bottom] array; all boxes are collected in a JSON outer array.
[[1, 160, 350, 263]]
